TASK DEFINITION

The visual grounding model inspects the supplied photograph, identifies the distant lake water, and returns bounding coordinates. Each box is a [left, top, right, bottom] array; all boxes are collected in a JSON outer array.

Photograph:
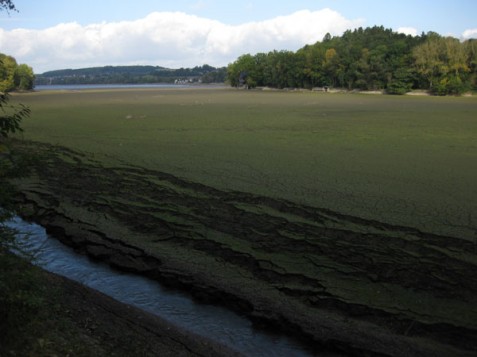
[[34, 83, 226, 91]]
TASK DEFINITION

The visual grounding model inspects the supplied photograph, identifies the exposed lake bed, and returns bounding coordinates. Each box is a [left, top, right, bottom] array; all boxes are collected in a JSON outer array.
[[11, 140, 477, 356], [8, 88, 477, 356]]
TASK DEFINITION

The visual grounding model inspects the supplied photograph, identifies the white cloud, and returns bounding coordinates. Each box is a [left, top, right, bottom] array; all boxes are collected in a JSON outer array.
[[462, 28, 477, 40], [0, 9, 363, 73], [396, 27, 418, 36]]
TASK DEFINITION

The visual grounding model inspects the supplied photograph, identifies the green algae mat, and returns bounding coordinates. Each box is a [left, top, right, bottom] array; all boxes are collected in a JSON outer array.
[[10, 88, 477, 356], [13, 88, 477, 240]]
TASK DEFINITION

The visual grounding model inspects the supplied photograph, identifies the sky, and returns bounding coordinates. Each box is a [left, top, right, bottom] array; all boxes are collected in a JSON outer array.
[[1, 0, 476, 74]]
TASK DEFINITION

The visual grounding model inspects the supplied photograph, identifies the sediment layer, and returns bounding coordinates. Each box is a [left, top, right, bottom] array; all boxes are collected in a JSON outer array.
[[13, 142, 477, 356]]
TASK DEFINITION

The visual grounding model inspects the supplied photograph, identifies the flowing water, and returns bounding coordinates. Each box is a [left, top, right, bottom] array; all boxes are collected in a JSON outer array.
[[8, 217, 321, 357]]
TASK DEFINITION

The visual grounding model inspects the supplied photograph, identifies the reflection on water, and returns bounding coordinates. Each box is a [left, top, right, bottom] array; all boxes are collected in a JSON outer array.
[[8, 217, 316, 357]]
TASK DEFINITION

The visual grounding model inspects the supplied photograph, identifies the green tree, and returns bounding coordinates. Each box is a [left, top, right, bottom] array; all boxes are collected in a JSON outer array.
[[412, 34, 440, 90], [323, 48, 340, 87], [227, 54, 259, 88], [386, 67, 414, 94], [0, 53, 34, 92], [0, 54, 18, 92], [266, 50, 298, 88], [14, 64, 35, 90], [355, 48, 375, 89], [298, 44, 324, 88], [413, 34, 469, 95], [464, 39, 477, 90], [367, 45, 388, 89]]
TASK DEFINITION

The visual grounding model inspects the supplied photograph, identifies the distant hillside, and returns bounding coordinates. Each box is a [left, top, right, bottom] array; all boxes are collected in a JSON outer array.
[[35, 65, 227, 85]]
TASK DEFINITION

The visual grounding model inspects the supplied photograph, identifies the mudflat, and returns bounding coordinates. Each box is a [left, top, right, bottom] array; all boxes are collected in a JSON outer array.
[[11, 88, 477, 355]]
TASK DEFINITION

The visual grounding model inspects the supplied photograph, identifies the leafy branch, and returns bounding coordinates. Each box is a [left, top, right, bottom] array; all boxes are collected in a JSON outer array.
[[0, 0, 17, 13], [0, 92, 30, 139]]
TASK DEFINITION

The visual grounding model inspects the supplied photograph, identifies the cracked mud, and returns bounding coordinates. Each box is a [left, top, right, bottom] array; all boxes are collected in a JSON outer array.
[[13, 142, 477, 356]]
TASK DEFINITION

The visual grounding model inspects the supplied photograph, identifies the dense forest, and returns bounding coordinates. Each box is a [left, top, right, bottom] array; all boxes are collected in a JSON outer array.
[[35, 65, 227, 86], [0, 53, 35, 92], [227, 26, 477, 95]]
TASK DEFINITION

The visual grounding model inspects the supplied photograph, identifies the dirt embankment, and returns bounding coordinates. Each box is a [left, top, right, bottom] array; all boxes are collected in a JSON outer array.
[[33, 270, 241, 357], [13, 142, 477, 357]]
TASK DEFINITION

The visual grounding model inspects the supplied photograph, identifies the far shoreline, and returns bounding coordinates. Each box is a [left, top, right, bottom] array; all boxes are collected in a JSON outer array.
[[33, 83, 229, 91]]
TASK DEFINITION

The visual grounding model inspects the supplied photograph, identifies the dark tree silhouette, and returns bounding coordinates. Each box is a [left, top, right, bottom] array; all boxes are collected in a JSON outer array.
[[0, 0, 17, 13]]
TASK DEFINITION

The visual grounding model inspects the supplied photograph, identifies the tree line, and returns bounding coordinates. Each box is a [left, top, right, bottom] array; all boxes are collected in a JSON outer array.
[[35, 65, 227, 85], [0, 54, 35, 92], [227, 26, 477, 95]]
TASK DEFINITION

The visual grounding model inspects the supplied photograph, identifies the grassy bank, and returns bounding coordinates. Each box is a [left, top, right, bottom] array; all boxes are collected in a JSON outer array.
[[12, 88, 477, 239], [0, 253, 233, 357]]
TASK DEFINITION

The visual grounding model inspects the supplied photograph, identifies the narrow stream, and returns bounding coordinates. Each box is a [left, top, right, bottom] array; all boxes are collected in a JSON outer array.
[[9, 217, 319, 357]]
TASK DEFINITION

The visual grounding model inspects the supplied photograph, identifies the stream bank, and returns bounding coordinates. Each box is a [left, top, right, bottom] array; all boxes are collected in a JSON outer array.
[[10, 217, 317, 357], [2, 255, 238, 357]]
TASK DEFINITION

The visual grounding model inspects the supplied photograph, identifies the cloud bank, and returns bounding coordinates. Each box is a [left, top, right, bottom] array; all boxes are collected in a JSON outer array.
[[396, 27, 418, 37], [462, 28, 477, 40], [0, 9, 364, 73]]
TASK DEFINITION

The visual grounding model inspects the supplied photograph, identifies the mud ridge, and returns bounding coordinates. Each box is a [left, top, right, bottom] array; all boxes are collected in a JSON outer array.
[[12, 141, 477, 356]]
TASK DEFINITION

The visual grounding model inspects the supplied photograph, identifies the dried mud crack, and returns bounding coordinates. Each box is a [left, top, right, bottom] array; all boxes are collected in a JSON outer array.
[[12, 141, 477, 356]]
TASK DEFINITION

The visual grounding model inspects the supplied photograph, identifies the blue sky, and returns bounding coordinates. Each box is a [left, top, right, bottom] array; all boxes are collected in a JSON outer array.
[[1, 0, 476, 73], [4, 0, 476, 34]]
